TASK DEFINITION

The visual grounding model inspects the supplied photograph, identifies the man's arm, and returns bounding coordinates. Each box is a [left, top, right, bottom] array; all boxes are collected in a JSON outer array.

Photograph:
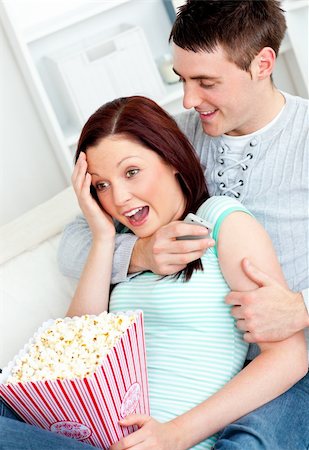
[[226, 258, 309, 342], [58, 215, 215, 283], [57, 214, 138, 285]]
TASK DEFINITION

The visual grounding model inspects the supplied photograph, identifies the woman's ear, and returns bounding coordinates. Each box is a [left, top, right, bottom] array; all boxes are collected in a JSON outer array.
[[254, 47, 276, 80]]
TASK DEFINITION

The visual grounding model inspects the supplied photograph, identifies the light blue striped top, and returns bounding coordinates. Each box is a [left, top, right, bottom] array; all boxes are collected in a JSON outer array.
[[109, 196, 250, 449]]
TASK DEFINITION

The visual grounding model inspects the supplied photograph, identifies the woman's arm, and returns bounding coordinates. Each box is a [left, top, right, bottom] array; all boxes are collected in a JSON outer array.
[[167, 211, 308, 448], [66, 239, 114, 317], [66, 153, 116, 317], [110, 211, 308, 450]]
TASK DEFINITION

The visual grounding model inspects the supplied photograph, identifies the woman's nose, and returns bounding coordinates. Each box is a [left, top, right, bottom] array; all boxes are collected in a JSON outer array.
[[112, 183, 132, 206]]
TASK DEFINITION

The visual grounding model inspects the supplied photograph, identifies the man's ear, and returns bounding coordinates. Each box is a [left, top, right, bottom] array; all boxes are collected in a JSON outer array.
[[254, 47, 277, 80]]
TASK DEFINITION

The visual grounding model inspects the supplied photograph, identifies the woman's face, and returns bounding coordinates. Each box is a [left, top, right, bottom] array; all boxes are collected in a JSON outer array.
[[86, 135, 186, 238]]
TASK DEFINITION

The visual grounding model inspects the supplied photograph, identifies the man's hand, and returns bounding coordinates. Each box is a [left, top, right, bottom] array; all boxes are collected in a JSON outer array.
[[110, 414, 183, 450], [129, 221, 215, 275], [226, 258, 309, 343]]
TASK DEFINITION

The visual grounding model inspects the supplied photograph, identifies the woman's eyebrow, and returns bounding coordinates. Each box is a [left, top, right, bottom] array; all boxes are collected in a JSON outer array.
[[89, 156, 142, 176], [116, 156, 140, 168]]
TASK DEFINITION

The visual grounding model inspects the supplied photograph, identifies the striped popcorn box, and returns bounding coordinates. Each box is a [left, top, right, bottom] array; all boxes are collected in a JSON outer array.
[[0, 310, 149, 449]]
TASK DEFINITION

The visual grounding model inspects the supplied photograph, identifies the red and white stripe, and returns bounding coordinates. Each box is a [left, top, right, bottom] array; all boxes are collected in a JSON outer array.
[[0, 311, 149, 449]]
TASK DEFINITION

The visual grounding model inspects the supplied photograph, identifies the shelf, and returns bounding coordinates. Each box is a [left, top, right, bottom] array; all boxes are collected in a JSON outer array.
[[282, 0, 308, 12], [159, 81, 183, 106], [65, 82, 184, 149], [279, 34, 292, 55], [66, 127, 81, 149], [3, 0, 131, 43]]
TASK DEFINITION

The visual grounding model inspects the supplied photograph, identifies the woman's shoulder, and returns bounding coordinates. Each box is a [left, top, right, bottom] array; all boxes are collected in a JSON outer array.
[[197, 196, 252, 223], [196, 196, 254, 249]]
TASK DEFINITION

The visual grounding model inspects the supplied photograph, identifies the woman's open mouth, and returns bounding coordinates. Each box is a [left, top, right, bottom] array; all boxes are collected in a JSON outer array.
[[124, 206, 149, 227]]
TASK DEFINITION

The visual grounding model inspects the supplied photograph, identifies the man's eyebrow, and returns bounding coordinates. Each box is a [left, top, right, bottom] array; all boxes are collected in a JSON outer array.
[[173, 67, 220, 81]]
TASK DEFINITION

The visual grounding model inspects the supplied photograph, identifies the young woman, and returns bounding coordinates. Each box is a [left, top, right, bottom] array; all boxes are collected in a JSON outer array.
[[0, 96, 306, 450], [67, 96, 307, 450]]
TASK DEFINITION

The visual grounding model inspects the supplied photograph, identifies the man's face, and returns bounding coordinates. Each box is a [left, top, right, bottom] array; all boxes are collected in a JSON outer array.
[[172, 44, 263, 136]]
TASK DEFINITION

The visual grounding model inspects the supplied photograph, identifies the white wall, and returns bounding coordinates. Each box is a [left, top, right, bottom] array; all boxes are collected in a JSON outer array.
[[0, 22, 67, 226]]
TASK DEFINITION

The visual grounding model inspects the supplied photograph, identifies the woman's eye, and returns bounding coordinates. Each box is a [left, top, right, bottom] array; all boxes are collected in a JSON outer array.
[[96, 182, 109, 191], [126, 169, 139, 178]]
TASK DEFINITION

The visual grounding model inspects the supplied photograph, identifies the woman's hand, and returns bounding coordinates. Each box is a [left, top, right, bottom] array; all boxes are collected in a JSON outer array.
[[110, 414, 183, 450], [72, 152, 115, 241]]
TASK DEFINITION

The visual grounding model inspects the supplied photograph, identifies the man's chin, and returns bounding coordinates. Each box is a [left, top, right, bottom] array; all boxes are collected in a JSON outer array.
[[201, 122, 223, 137]]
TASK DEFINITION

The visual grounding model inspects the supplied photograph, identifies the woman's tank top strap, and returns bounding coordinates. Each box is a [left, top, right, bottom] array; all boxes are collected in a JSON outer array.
[[196, 196, 253, 256]]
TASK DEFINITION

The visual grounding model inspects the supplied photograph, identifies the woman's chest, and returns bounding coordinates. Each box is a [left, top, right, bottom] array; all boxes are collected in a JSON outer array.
[[109, 253, 230, 327]]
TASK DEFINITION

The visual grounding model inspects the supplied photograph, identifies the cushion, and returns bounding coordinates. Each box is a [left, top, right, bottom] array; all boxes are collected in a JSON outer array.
[[0, 187, 80, 368]]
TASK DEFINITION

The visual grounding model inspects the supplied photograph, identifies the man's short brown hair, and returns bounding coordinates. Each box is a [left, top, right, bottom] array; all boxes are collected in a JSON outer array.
[[169, 0, 287, 71]]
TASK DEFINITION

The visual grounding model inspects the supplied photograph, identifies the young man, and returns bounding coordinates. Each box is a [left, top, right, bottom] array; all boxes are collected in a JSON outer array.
[[58, 1, 308, 448]]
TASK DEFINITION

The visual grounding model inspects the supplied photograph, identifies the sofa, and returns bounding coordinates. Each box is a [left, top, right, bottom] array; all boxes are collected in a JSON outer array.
[[0, 187, 81, 369]]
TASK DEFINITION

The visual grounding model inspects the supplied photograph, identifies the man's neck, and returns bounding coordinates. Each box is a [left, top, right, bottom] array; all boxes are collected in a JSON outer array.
[[261, 87, 286, 123], [227, 87, 286, 137]]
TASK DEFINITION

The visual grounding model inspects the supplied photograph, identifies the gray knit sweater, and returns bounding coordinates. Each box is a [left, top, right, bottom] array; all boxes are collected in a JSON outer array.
[[175, 92, 308, 294]]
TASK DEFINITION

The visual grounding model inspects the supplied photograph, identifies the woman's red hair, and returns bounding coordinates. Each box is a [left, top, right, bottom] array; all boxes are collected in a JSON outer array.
[[75, 96, 209, 280]]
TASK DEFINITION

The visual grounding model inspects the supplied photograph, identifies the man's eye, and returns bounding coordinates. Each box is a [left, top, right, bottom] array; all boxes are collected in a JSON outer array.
[[200, 81, 215, 89], [126, 169, 139, 178], [96, 182, 109, 191]]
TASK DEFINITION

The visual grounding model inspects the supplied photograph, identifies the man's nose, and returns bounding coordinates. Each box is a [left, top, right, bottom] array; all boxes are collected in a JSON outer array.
[[182, 84, 202, 110]]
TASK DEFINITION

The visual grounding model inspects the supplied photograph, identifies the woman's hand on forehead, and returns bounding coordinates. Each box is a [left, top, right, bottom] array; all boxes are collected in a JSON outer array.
[[72, 152, 115, 242]]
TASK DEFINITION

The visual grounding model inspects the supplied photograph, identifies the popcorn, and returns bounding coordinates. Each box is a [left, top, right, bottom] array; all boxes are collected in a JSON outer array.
[[0, 310, 149, 449], [6, 311, 136, 384]]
